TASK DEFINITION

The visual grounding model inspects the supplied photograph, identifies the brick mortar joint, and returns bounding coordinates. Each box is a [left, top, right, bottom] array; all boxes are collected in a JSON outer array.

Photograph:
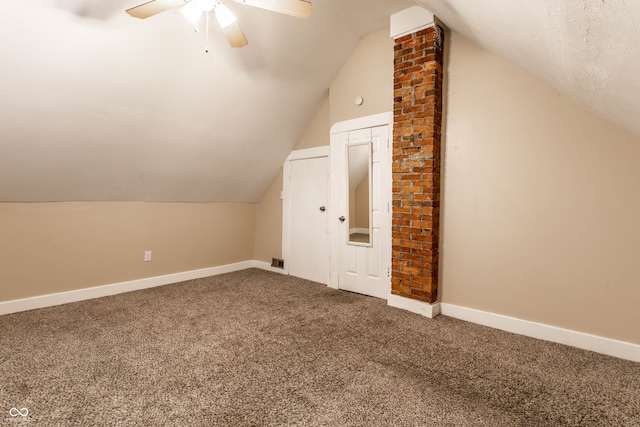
[[391, 25, 444, 304]]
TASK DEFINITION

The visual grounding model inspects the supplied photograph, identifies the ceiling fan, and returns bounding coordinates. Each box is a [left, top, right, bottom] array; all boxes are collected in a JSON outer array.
[[126, 0, 312, 49]]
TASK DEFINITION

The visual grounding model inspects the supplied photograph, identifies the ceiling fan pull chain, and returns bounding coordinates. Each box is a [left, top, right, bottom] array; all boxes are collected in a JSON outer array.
[[205, 12, 210, 53]]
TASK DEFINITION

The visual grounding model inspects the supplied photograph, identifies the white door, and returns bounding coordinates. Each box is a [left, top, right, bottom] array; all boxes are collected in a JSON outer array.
[[284, 149, 329, 284], [330, 114, 391, 299]]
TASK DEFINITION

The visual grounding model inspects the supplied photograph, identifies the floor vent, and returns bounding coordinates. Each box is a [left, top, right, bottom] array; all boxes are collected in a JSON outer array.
[[271, 258, 284, 269]]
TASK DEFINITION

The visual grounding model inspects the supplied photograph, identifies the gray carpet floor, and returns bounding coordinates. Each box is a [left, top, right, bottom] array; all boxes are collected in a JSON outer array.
[[1, 268, 638, 426]]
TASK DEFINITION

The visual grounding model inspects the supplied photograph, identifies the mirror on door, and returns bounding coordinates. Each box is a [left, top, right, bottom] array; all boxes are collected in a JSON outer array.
[[347, 141, 372, 246]]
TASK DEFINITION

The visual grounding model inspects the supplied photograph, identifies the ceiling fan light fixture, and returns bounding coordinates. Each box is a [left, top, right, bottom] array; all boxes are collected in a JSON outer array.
[[126, 0, 311, 49], [202, 0, 217, 11], [214, 3, 237, 29], [180, 0, 203, 25]]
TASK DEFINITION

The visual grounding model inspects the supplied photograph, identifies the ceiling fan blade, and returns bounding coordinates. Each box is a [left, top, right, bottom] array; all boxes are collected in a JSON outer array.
[[221, 21, 249, 48], [237, 0, 312, 19], [126, 0, 186, 19]]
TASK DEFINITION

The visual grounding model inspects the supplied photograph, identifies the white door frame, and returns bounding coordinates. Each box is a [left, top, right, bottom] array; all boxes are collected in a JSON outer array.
[[282, 146, 330, 282], [329, 112, 393, 291]]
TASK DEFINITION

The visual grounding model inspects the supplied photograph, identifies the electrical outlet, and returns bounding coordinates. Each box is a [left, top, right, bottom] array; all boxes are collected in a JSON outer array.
[[144, 251, 152, 262]]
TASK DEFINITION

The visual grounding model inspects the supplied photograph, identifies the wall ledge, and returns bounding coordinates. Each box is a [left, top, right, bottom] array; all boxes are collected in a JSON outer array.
[[0, 260, 285, 316], [390, 6, 435, 39], [440, 303, 640, 363]]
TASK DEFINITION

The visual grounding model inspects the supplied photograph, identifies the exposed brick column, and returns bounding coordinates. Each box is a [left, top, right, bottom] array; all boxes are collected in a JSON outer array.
[[391, 25, 444, 304]]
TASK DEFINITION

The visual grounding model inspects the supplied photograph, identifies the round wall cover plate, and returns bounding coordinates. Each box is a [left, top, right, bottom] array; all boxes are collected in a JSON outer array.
[[354, 96, 364, 106]]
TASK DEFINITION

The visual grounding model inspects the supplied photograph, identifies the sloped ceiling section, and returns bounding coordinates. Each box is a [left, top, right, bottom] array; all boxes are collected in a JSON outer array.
[[0, 0, 413, 202], [413, 0, 640, 137]]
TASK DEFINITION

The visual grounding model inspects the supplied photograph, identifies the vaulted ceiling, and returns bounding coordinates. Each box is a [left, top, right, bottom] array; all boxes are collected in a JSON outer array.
[[2, 1, 638, 203], [0, 0, 413, 202], [414, 0, 640, 138]]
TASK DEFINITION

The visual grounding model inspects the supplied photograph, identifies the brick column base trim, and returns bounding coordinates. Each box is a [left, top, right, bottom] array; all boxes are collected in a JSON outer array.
[[391, 25, 444, 304]]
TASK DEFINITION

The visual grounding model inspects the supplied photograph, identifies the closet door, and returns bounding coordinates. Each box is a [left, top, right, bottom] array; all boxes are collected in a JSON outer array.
[[284, 148, 329, 284], [329, 114, 391, 299]]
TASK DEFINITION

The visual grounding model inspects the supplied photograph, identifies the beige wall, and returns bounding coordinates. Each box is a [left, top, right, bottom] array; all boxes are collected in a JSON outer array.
[[294, 98, 330, 151], [255, 27, 640, 344], [0, 202, 256, 301], [3, 24, 639, 346], [329, 27, 394, 126], [253, 171, 283, 263], [253, 28, 394, 263], [441, 33, 640, 343]]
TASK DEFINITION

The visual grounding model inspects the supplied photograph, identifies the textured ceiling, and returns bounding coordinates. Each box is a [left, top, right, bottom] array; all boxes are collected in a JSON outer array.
[[413, 0, 640, 137], [0, 0, 413, 202]]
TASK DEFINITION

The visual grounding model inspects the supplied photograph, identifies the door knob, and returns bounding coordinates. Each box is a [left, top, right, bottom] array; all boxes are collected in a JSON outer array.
[[338, 216, 345, 222], [319, 206, 326, 212]]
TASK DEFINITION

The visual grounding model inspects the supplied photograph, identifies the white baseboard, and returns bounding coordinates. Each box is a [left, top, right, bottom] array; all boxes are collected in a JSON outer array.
[[440, 303, 640, 363], [0, 260, 283, 316], [4, 266, 636, 363], [387, 294, 441, 318]]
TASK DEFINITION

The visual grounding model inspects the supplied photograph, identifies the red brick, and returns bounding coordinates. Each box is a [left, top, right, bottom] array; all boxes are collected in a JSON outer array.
[[391, 25, 444, 303]]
